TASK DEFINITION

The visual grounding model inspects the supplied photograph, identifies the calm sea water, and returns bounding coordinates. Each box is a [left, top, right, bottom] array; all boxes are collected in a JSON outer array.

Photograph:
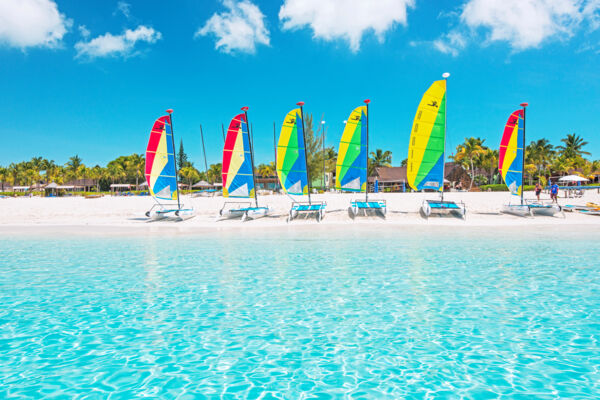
[[1, 227, 599, 399]]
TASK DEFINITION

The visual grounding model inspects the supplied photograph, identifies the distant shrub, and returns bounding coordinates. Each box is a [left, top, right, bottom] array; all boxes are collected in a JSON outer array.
[[479, 184, 535, 192]]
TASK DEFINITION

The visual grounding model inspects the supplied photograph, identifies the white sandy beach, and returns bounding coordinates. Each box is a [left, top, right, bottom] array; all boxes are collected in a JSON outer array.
[[1, 191, 599, 232]]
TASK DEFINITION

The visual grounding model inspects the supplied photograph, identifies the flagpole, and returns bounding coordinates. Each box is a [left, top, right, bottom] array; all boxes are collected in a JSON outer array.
[[297, 101, 311, 204], [520, 102, 528, 206], [166, 108, 181, 210], [243, 107, 259, 207]]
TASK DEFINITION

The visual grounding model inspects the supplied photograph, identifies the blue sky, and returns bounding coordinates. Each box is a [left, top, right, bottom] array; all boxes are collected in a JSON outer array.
[[1, 0, 599, 168]]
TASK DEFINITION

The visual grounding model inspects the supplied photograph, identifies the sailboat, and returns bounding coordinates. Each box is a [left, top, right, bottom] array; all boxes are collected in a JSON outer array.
[[407, 74, 466, 219], [499, 103, 561, 217], [218, 107, 274, 221], [277, 102, 326, 222], [336, 100, 386, 218], [144, 109, 195, 221]]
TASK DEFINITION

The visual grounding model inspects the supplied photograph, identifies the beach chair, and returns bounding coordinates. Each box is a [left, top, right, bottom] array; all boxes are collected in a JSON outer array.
[[422, 199, 466, 219], [288, 201, 327, 222], [349, 199, 387, 219]]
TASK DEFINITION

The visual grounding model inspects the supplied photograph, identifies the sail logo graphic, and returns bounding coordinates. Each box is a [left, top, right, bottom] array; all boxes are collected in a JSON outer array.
[[424, 181, 440, 188], [510, 118, 517, 125], [428, 101, 439, 108], [287, 118, 295, 124], [352, 115, 360, 121]]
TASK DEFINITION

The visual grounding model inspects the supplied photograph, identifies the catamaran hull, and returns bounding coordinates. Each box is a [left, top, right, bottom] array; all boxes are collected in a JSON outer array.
[[218, 207, 274, 222], [173, 208, 196, 221], [501, 204, 532, 217], [422, 200, 466, 219], [530, 204, 562, 217]]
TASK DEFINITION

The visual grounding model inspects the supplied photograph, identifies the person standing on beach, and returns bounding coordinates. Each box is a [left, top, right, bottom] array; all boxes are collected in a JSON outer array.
[[535, 182, 542, 201], [550, 181, 559, 203]]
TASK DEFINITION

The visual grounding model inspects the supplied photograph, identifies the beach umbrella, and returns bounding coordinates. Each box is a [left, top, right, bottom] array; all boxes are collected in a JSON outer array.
[[558, 175, 588, 182]]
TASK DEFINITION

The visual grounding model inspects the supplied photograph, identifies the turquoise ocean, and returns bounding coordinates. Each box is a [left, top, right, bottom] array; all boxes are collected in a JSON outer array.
[[1, 226, 599, 399]]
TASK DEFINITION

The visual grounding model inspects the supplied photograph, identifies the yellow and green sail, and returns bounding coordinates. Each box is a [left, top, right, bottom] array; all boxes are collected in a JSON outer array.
[[277, 108, 308, 195], [407, 80, 446, 191], [336, 105, 367, 192]]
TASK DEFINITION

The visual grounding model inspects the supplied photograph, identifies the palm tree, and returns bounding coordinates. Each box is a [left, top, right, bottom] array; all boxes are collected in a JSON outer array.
[[0, 167, 7, 191], [125, 154, 145, 189], [527, 139, 555, 180], [257, 163, 274, 178], [368, 149, 392, 176], [179, 166, 200, 188], [477, 148, 498, 184], [453, 137, 486, 190], [206, 163, 222, 184], [556, 133, 590, 159], [302, 113, 325, 183]]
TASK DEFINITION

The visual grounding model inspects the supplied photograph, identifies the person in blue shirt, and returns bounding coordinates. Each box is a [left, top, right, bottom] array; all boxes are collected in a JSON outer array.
[[550, 181, 559, 203]]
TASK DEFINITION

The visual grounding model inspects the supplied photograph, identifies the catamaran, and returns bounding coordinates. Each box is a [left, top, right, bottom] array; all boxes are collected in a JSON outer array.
[[218, 107, 274, 221], [499, 103, 561, 217], [144, 109, 195, 221], [407, 73, 466, 219], [277, 102, 326, 222], [336, 100, 386, 218]]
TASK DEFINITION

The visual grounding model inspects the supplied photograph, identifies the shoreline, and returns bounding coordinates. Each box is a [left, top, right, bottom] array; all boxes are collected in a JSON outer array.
[[0, 191, 598, 236]]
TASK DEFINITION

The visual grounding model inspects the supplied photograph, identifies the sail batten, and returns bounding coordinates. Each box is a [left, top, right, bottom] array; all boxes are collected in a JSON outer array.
[[277, 108, 308, 195], [336, 106, 367, 192], [222, 113, 255, 198], [407, 80, 446, 191], [145, 115, 178, 201], [499, 109, 524, 196]]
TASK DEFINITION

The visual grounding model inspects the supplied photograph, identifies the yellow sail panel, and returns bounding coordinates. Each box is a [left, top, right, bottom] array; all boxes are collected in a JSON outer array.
[[407, 80, 446, 191], [277, 108, 308, 195]]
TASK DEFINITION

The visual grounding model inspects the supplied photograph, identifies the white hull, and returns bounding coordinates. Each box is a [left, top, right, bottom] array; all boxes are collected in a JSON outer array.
[[422, 200, 466, 219], [501, 204, 531, 217], [218, 206, 274, 222], [530, 204, 562, 217], [146, 205, 195, 221]]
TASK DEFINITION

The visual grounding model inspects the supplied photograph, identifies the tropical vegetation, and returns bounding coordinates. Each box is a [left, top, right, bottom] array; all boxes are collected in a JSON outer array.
[[451, 133, 599, 187]]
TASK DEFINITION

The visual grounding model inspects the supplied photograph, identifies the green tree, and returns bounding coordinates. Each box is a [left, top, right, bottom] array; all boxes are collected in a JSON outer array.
[[178, 139, 190, 169], [557, 133, 590, 159], [125, 153, 145, 189], [179, 166, 200, 188], [453, 137, 486, 190], [206, 163, 222, 184], [368, 149, 392, 176]]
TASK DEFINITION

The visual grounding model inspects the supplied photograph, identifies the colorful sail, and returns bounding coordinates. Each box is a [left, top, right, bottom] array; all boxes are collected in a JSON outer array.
[[499, 110, 524, 196], [222, 113, 254, 198], [336, 106, 367, 192], [407, 80, 446, 191], [277, 108, 308, 195], [145, 115, 178, 201]]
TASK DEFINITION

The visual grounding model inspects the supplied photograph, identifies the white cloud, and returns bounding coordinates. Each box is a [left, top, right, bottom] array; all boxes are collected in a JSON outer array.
[[279, 0, 415, 52], [461, 0, 581, 49], [115, 1, 131, 19], [433, 31, 467, 57], [0, 0, 71, 48], [431, 0, 600, 55], [74, 25, 161, 59], [196, 0, 270, 54], [78, 25, 90, 39]]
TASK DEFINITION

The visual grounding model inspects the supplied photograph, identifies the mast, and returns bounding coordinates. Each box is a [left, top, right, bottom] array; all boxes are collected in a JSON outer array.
[[242, 107, 259, 207], [442, 72, 450, 202], [364, 99, 370, 202], [221, 123, 226, 143], [166, 109, 181, 210], [273, 121, 278, 192], [520, 102, 528, 206], [297, 101, 311, 204], [199, 124, 209, 184]]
